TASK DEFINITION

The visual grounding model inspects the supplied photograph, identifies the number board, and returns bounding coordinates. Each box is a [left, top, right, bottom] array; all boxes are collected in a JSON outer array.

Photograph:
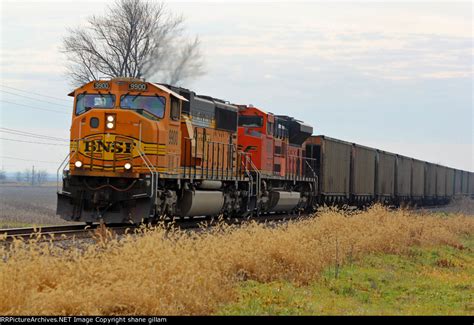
[[93, 82, 110, 89], [128, 83, 148, 91]]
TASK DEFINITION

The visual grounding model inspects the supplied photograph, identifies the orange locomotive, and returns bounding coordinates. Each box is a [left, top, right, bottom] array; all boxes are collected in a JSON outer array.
[[57, 78, 317, 223]]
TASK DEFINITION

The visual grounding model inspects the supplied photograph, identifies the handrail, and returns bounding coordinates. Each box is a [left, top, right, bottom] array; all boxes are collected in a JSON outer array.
[[305, 159, 318, 197], [136, 148, 159, 199], [135, 120, 159, 199], [235, 147, 261, 198], [57, 148, 77, 194], [246, 155, 261, 197], [285, 155, 318, 181], [241, 153, 253, 193]]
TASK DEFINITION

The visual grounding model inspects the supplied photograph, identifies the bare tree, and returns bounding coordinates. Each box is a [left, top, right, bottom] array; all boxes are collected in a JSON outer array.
[[35, 170, 49, 185], [16, 171, 22, 183], [62, 0, 205, 86], [23, 169, 31, 184]]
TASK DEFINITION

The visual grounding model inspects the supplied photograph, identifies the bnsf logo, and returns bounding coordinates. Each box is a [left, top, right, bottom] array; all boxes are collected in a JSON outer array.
[[84, 140, 133, 153]]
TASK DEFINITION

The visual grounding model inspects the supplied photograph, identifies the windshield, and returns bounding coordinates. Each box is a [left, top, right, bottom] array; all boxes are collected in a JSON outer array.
[[120, 95, 165, 118], [238, 115, 263, 127], [76, 94, 115, 115]]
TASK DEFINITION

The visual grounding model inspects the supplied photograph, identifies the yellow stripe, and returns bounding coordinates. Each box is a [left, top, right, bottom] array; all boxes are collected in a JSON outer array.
[[144, 149, 166, 155]]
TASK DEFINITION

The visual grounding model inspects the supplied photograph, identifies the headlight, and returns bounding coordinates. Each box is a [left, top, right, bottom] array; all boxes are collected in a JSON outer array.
[[75, 161, 83, 168], [124, 163, 132, 170], [106, 114, 116, 129]]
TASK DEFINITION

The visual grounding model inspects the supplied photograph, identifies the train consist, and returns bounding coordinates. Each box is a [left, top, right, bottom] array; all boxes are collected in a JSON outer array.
[[305, 136, 473, 205], [57, 78, 473, 223]]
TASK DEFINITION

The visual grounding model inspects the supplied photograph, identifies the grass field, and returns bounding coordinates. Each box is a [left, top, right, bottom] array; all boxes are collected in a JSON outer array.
[[218, 236, 474, 315], [1, 205, 473, 315]]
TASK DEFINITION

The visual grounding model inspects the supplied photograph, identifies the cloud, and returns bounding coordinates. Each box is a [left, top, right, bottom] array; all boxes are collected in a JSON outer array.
[[1, 47, 66, 75], [187, 2, 472, 82], [200, 29, 472, 81], [0, 1, 471, 172]]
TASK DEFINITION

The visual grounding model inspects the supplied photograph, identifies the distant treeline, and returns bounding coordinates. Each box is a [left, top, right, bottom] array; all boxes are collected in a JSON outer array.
[[0, 169, 52, 184]]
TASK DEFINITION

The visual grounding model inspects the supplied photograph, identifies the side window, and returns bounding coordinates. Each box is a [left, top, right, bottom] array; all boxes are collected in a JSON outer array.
[[171, 97, 181, 121], [75, 95, 85, 115], [267, 122, 274, 136]]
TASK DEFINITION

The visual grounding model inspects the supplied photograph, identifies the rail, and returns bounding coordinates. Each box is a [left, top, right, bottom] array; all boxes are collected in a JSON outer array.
[[0, 223, 139, 242], [0, 212, 311, 243], [1, 224, 93, 242]]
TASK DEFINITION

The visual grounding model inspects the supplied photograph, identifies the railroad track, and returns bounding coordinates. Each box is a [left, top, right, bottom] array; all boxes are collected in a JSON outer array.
[[0, 212, 303, 243], [1, 202, 467, 244], [0, 223, 137, 242]]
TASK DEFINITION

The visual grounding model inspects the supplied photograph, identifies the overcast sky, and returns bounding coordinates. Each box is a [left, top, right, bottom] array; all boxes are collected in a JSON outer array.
[[0, 0, 472, 173]]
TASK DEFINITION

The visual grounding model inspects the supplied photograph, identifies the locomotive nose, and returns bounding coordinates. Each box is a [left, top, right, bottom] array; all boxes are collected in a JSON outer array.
[[70, 109, 148, 175]]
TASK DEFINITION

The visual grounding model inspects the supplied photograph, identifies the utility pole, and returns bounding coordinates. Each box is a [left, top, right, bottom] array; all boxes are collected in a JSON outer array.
[[32, 165, 35, 186]]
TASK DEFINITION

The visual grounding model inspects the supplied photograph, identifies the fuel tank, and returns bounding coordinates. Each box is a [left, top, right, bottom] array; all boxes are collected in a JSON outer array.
[[267, 191, 301, 212], [179, 190, 225, 217]]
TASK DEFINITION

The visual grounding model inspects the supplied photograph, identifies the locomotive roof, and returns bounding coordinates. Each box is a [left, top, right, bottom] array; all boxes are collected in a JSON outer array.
[[150, 83, 188, 102], [68, 80, 188, 102]]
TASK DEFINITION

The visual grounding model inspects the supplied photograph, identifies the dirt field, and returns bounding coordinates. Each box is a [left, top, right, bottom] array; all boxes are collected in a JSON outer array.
[[0, 185, 68, 228]]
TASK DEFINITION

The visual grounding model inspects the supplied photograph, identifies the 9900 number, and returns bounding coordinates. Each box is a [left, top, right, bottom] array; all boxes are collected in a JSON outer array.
[[129, 83, 147, 91], [94, 82, 110, 89]]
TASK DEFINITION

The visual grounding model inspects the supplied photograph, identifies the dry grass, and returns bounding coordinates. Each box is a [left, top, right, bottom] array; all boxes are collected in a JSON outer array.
[[1, 205, 473, 315]]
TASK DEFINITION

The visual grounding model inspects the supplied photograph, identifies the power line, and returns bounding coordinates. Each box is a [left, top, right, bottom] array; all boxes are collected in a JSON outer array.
[[0, 156, 60, 164], [0, 99, 70, 114], [0, 130, 68, 141], [0, 137, 69, 146], [0, 128, 69, 142], [0, 89, 71, 108], [0, 84, 71, 103], [0, 127, 69, 141]]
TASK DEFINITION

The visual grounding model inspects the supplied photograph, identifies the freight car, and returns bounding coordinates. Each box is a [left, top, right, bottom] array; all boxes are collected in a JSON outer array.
[[395, 155, 412, 204], [305, 136, 351, 204], [351, 143, 376, 204], [57, 78, 472, 223], [411, 159, 425, 204], [461, 170, 469, 196], [424, 162, 437, 204], [469, 173, 474, 198], [436, 165, 447, 203], [454, 169, 463, 197], [446, 168, 455, 198], [375, 150, 396, 203]]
